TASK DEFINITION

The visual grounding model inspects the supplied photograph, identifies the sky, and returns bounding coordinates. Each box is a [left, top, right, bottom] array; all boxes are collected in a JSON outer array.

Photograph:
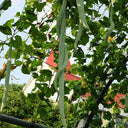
[[0, 0, 31, 85], [0, 0, 75, 85], [0, 0, 58, 85], [0, 1, 120, 85]]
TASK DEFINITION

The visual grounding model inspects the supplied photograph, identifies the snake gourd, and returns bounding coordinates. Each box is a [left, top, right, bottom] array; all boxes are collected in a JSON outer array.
[[104, 3, 115, 44], [0, 41, 12, 114], [55, 0, 68, 127], [54, 47, 68, 92], [56, 0, 67, 38], [74, 0, 90, 49]]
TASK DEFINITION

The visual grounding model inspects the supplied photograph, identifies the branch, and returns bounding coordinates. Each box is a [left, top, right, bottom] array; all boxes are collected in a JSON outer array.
[[84, 78, 114, 128], [0, 114, 50, 128]]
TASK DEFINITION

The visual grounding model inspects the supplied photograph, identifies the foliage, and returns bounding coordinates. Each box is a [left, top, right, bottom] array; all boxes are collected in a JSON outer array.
[[0, 84, 40, 127], [0, 0, 128, 127], [0, 84, 52, 127], [0, 84, 78, 127]]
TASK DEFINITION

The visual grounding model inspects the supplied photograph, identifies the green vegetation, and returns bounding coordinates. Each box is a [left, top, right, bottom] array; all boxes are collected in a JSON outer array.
[[0, 0, 128, 127]]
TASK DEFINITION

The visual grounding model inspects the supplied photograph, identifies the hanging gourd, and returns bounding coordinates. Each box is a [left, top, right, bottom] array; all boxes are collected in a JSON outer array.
[[74, 0, 90, 49], [54, 0, 68, 127], [0, 40, 12, 114]]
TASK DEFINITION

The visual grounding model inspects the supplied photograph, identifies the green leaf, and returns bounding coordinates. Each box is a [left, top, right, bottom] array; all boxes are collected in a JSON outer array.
[[65, 36, 74, 49], [4, 18, 14, 28], [73, 47, 84, 58], [26, 0, 38, 6], [32, 41, 42, 48], [0, 25, 12, 35], [117, 33, 126, 44], [124, 108, 128, 113], [37, 69, 52, 82], [50, 26, 56, 35], [86, 54, 92, 58], [111, 103, 121, 114], [64, 86, 70, 95], [0, 0, 11, 11], [36, 2, 46, 12], [32, 72, 38, 78], [15, 12, 20, 17], [5, 47, 21, 59], [24, 44, 34, 54], [103, 111, 112, 120], [40, 69, 52, 76], [13, 16, 30, 31], [29, 26, 47, 42], [37, 107, 48, 120], [106, 120, 115, 128], [27, 93, 37, 102], [39, 24, 50, 32], [73, 47, 86, 64], [12, 35, 22, 48], [21, 64, 30, 74], [91, 118, 102, 127], [11, 50, 22, 59], [15, 60, 22, 66], [40, 86, 52, 98], [71, 28, 77, 37], [99, 16, 109, 27], [25, 10, 37, 22]]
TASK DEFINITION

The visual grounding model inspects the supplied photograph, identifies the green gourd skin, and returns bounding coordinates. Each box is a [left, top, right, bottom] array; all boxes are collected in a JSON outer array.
[[54, 47, 68, 92], [58, 31, 67, 128], [55, 0, 68, 127], [56, 0, 67, 38], [0, 42, 12, 114], [74, 0, 90, 49], [76, 0, 90, 30], [74, 23, 83, 49]]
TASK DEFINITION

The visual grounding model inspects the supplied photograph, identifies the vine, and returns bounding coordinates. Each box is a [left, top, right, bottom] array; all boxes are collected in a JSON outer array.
[[0, 40, 12, 114], [54, 0, 68, 127], [74, 0, 90, 49]]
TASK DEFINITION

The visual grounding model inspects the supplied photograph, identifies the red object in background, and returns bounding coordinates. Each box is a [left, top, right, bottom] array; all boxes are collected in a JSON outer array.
[[57, 38, 59, 42], [46, 50, 57, 67], [46, 50, 81, 81], [46, 50, 125, 108], [107, 93, 125, 108]]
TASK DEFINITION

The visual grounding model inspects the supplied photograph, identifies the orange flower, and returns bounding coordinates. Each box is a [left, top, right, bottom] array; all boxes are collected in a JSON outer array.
[[108, 36, 115, 43], [0, 63, 17, 80]]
